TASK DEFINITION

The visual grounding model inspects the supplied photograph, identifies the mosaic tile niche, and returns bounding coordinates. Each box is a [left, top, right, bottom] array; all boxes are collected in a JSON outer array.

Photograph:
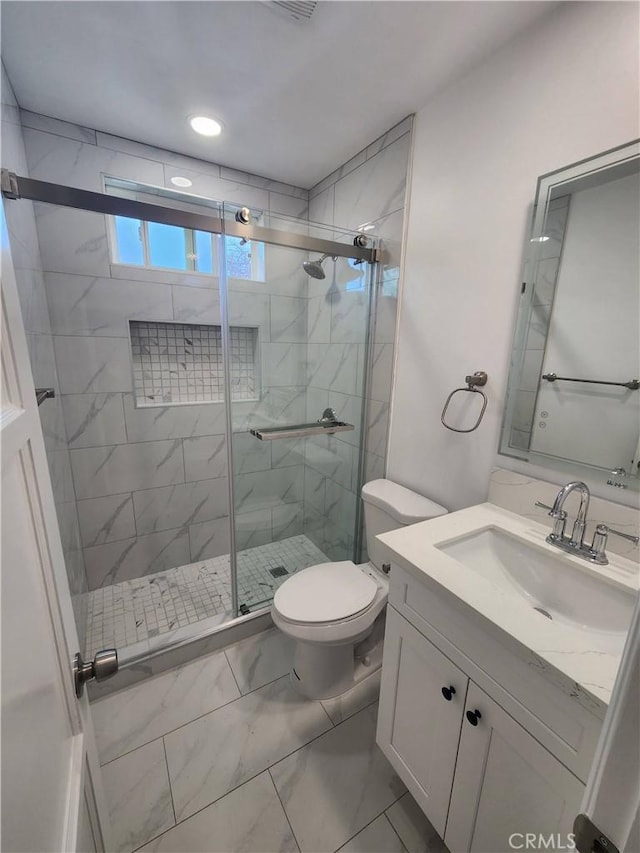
[[130, 320, 259, 406]]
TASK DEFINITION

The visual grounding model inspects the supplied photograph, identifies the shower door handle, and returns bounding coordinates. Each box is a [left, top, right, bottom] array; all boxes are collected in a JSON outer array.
[[73, 649, 118, 698]]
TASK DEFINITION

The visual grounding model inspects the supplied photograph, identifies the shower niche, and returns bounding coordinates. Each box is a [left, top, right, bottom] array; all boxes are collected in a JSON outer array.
[[130, 320, 260, 407]]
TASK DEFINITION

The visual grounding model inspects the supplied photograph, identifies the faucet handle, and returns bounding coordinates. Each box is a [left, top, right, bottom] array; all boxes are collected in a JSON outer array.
[[535, 501, 566, 518], [596, 523, 639, 545], [535, 501, 567, 540]]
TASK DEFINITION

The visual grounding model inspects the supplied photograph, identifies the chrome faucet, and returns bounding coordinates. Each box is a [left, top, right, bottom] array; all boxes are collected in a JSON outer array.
[[551, 481, 590, 547], [535, 480, 639, 565]]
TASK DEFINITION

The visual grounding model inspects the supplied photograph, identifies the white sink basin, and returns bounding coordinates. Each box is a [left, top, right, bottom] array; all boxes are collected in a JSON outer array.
[[436, 526, 635, 637]]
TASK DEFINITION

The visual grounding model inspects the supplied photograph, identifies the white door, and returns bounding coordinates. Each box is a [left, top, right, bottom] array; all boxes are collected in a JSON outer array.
[[445, 681, 584, 853], [1, 199, 112, 851], [376, 607, 468, 836], [576, 593, 640, 853]]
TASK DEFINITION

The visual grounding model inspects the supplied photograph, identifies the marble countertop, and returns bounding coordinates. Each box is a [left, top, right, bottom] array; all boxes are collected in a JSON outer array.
[[378, 502, 639, 715]]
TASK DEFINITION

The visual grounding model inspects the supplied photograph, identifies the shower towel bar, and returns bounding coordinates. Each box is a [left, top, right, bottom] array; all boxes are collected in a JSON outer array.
[[250, 420, 354, 441], [542, 373, 639, 390], [441, 371, 488, 433], [35, 388, 55, 407]]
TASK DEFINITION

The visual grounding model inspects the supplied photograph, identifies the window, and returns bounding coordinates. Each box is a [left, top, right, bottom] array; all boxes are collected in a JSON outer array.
[[111, 216, 265, 280]]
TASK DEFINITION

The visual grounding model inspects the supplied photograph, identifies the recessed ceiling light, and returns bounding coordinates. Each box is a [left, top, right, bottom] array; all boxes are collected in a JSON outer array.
[[170, 176, 193, 188], [530, 236, 550, 242], [189, 115, 223, 137]]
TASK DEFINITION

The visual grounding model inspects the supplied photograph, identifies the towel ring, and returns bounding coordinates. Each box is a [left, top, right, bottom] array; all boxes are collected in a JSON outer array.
[[441, 371, 488, 433]]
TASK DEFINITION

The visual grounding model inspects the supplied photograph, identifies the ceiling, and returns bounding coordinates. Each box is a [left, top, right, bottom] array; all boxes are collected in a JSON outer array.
[[1, 1, 557, 188]]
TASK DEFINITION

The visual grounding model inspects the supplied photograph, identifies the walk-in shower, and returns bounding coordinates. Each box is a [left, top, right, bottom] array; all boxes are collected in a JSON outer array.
[[3, 170, 379, 671]]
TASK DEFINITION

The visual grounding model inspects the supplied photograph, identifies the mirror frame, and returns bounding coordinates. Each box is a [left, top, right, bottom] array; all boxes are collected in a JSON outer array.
[[499, 139, 640, 493]]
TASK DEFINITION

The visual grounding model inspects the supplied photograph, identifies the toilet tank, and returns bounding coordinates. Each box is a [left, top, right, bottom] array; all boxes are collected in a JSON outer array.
[[361, 479, 447, 570]]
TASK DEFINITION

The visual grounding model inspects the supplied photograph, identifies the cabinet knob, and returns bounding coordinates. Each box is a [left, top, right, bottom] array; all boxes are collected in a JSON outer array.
[[441, 685, 456, 701], [466, 709, 482, 726]]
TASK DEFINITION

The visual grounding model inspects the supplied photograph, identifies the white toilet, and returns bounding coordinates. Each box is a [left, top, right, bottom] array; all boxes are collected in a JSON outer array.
[[271, 478, 447, 699]]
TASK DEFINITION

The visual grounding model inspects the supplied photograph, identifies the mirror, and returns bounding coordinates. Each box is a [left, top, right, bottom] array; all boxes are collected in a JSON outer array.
[[500, 140, 640, 492]]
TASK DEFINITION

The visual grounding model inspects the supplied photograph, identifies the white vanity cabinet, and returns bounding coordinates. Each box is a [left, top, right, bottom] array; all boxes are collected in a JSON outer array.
[[377, 605, 586, 852]]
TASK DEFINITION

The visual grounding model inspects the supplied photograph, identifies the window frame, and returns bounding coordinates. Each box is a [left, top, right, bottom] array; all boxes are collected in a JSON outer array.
[[108, 215, 265, 281]]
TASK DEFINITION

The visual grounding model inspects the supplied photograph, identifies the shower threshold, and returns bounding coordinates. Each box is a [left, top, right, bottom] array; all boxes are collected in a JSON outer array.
[[84, 534, 328, 660]]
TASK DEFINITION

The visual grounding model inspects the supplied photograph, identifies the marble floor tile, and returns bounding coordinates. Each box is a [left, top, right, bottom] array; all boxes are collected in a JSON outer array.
[[385, 793, 447, 853], [164, 675, 333, 822], [338, 815, 407, 853], [225, 627, 294, 694], [101, 739, 174, 853], [92, 651, 239, 764], [270, 704, 405, 853], [321, 670, 381, 725], [138, 772, 298, 853]]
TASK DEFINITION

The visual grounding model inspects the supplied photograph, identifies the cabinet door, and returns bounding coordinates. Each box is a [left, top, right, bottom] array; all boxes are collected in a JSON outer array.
[[445, 682, 585, 853], [377, 607, 468, 837]]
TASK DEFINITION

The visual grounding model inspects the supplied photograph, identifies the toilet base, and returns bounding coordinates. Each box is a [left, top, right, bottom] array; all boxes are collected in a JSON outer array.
[[288, 612, 386, 700]]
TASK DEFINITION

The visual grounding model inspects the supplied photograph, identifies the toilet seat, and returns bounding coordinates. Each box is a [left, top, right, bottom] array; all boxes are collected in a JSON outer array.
[[274, 561, 378, 623]]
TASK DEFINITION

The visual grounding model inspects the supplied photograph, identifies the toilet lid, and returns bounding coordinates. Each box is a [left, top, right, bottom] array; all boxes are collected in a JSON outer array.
[[274, 561, 378, 623]]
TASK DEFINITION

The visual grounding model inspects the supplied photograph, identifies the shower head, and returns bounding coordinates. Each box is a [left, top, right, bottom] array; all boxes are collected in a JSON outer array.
[[302, 254, 331, 279]]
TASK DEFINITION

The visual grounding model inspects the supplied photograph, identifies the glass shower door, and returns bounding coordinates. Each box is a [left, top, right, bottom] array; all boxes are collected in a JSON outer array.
[[222, 204, 375, 614]]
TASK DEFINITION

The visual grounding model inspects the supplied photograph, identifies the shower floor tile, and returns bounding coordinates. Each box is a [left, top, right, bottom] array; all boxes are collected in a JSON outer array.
[[85, 534, 328, 658]]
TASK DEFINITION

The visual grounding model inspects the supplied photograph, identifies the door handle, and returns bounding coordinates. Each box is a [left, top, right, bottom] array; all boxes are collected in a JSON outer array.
[[441, 685, 456, 701], [466, 708, 482, 726], [73, 649, 118, 698]]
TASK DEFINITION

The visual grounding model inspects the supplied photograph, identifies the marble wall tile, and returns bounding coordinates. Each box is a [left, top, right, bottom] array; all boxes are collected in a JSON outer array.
[[183, 434, 228, 481], [14, 268, 50, 334], [339, 814, 406, 853], [233, 466, 304, 514], [124, 395, 227, 442], [235, 507, 273, 551], [188, 516, 231, 561], [19, 110, 97, 144], [228, 290, 271, 337], [308, 184, 335, 224], [53, 336, 133, 394], [272, 501, 304, 541], [333, 134, 410, 232], [232, 431, 272, 474], [46, 449, 76, 504], [366, 400, 390, 459], [138, 772, 297, 853], [329, 391, 364, 449], [172, 285, 221, 325], [271, 437, 306, 469], [61, 392, 126, 448], [305, 435, 354, 491], [164, 675, 332, 822], [92, 651, 239, 764], [220, 165, 307, 199], [84, 527, 190, 589], [385, 793, 446, 853], [303, 467, 326, 515], [365, 452, 386, 484], [24, 127, 165, 194], [269, 191, 309, 219], [374, 290, 399, 346], [270, 704, 405, 853], [270, 296, 307, 343], [110, 263, 219, 290], [320, 671, 381, 726], [132, 478, 229, 535], [263, 343, 308, 387], [163, 164, 270, 211], [77, 494, 136, 548], [45, 273, 173, 337], [365, 117, 413, 161], [101, 739, 175, 853], [331, 290, 368, 344], [70, 439, 184, 499], [325, 479, 358, 537], [264, 245, 308, 298], [224, 627, 293, 694], [307, 343, 359, 396], [369, 344, 394, 404], [307, 294, 332, 345], [34, 203, 111, 277]]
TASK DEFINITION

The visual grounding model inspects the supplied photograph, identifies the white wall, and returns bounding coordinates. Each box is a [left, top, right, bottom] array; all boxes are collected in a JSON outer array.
[[388, 1, 640, 511]]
